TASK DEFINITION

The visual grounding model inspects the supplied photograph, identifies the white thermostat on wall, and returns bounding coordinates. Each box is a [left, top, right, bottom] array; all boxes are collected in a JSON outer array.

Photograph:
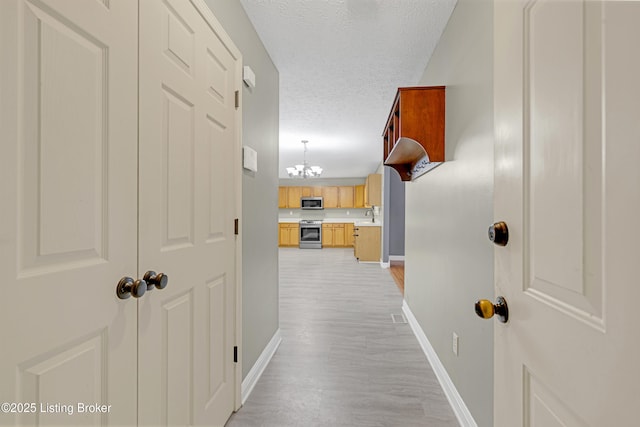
[[243, 66, 256, 89], [243, 146, 258, 172]]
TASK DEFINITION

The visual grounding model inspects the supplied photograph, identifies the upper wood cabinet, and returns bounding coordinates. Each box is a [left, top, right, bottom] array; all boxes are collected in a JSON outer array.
[[383, 86, 445, 181], [322, 186, 339, 208], [278, 184, 373, 209], [299, 186, 322, 197], [364, 174, 381, 207], [278, 187, 287, 208], [287, 186, 302, 208], [338, 186, 354, 208], [354, 185, 365, 208]]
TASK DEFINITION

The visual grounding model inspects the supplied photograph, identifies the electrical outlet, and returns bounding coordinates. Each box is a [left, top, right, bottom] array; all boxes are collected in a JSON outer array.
[[452, 332, 459, 356]]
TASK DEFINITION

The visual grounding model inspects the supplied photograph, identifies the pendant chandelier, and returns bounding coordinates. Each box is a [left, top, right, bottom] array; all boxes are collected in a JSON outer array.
[[286, 140, 323, 178]]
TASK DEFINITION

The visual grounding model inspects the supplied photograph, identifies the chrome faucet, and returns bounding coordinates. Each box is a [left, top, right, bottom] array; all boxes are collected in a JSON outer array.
[[365, 206, 375, 223]]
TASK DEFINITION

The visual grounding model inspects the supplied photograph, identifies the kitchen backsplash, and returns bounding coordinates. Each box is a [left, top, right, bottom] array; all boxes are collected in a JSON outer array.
[[279, 208, 374, 221]]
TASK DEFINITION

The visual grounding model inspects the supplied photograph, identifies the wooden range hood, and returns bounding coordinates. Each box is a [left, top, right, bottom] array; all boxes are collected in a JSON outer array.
[[382, 87, 445, 181]]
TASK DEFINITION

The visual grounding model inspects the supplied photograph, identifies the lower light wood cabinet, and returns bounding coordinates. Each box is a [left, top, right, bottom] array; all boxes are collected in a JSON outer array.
[[278, 223, 299, 247], [321, 223, 351, 247], [279, 222, 357, 248], [353, 226, 381, 262], [345, 223, 355, 246]]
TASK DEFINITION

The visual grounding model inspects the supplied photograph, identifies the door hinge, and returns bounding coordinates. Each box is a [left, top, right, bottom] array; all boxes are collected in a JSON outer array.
[[234, 218, 239, 235], [233, 346, 238, 363], [235, 90, 239, 109]]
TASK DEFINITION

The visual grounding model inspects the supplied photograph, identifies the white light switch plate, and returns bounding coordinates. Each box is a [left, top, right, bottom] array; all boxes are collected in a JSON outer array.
[[243, 146, 258, 172]]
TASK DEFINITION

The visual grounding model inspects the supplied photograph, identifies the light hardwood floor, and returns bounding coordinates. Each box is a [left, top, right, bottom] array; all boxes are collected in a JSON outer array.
[[225, 248, 458, 427], [389, 260, 405, 295]]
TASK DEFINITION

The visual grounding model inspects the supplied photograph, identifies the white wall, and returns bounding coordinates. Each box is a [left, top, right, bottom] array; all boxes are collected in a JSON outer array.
[[204, 0, 280, 380], [404, 0, 494, 425]]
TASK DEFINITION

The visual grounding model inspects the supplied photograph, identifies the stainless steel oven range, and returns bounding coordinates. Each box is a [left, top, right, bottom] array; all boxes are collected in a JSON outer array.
[[299, 220, 322, 249]]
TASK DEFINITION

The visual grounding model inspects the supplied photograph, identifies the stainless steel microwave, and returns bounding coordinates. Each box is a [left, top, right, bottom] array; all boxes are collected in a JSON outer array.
[[301, 197, 323, 210]]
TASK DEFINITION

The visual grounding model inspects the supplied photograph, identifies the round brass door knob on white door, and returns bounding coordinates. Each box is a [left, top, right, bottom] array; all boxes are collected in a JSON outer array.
[[143, 271, 169, 291], [488, 221, 509, 246], [117, 277, 147, 299], [475, 296, 509, 323]]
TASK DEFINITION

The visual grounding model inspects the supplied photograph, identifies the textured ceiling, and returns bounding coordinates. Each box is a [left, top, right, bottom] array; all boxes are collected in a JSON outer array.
[[239, 0, 457, 179]]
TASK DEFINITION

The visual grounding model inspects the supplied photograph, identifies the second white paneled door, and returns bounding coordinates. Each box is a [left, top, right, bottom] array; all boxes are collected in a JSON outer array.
[[138, 0, 241, 425]]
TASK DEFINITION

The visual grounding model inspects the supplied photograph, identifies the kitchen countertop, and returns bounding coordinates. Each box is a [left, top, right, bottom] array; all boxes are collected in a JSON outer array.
[[278, 218, 381, 227]]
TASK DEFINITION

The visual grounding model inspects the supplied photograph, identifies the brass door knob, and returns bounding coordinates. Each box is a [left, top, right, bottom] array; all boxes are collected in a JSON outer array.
[[117, 277, 147, 299], [143, 271, 169, 291], [488, 221, 509, 246], [475, 296, 509, 323]]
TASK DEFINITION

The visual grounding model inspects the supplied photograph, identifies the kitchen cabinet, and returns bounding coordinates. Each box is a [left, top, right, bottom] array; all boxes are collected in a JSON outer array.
[[364, 174, 382, 207], [322, 224, 333, 246], [278, 185, 371, 209], [287, 187, 302, 208], [322, 186, 339, 208], [382, 86, 445, 181], [278, 223, 300, 247], [321, 223, 349, 247], [300, 186, 322, 197], [338, 186, 355, 208], [278, 187, 287, 208], [353, 226, 381, 262], [354, 185, 365, 208], [345, 223, 355, 246], [333, 225, 346, 246]]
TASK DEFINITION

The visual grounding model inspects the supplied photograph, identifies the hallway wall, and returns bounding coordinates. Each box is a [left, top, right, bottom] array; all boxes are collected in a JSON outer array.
[[204, 0, 280, 380], [403, 0, 494, 425]]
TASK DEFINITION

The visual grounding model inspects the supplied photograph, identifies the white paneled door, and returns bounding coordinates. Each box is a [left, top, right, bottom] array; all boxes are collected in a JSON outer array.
[[0, 0, 241, 426], [494, 1, 640, 425], [138, 0, 241, 425], [0, 1, 139, 426]]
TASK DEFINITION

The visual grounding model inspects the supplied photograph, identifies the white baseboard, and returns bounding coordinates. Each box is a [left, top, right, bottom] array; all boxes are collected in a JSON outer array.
[[241, 329, 282, 405], [382, 255, 405, 268], [402, 301, 478, 427]]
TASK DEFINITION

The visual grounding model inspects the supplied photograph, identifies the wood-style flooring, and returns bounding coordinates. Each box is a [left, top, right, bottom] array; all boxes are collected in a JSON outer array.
[[225, 248, 458, 427]]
